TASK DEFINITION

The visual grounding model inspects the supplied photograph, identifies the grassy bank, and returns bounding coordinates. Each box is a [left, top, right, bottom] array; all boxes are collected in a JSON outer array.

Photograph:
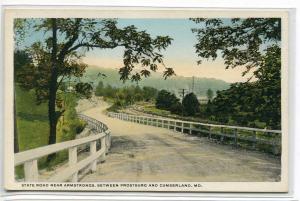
[[15, 86, 49, 178], [15, 86, 86, 179]]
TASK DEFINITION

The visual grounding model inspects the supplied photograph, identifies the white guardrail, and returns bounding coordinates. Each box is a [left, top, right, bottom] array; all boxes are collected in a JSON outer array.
[[108, 112, 281, 153], [14, 114, 111, 182]]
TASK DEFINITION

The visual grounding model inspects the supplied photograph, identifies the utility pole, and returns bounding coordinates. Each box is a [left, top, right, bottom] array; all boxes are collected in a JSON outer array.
[[178, 88, 187, 100], [178, 88, 188, 117]]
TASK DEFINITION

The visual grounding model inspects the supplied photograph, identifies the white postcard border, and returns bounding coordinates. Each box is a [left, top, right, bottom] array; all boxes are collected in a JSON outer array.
[[3, 7, 290, 192]]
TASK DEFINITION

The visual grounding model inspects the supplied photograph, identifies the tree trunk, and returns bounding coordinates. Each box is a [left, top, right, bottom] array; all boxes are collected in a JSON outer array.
[[47, 18, 58, 163]]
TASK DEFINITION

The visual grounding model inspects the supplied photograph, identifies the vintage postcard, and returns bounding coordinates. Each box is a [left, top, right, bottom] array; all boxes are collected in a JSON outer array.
[[3, 7, 289, 192]]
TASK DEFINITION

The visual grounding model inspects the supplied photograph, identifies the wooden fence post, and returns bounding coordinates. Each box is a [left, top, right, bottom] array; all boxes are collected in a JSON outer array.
[[208, 126, 212, 139], [69, 146, 78, 182], [174, 122, 176, 132], [220, 127, 224, 142], [234, 128, 238, 148], [252, 131, 256, 149], [24, 159, 38, 182], [100, 137, 106, 162], [189, 123, 192, 134], [181, 122, 184, 133], [90, 141, 97, 172]]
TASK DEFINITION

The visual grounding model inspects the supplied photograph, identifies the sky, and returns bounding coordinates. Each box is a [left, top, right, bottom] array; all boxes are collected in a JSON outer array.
[[17, 18, 255, 83], [82, 19, 252, 83]]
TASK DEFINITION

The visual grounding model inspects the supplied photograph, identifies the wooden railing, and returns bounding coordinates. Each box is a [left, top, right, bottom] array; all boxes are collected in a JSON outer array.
[[14, 114, 111, 182], [108, 112, 281, 154]]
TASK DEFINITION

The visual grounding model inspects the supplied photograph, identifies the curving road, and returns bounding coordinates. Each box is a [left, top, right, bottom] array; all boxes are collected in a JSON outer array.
[[79, 98, 281, 182]]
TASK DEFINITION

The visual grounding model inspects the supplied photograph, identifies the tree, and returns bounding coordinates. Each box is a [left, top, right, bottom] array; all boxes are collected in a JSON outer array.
[[16, 18, 173, 161], [209, 47, 281, 128], [191, 18, 280, 78], [182, 93, 200, 116], [206, 88, 214, 101], [142, 86, 158, 102], [95, 81, 104, 96], [155, 90, 180, 110], [191, 18, 281, 129]]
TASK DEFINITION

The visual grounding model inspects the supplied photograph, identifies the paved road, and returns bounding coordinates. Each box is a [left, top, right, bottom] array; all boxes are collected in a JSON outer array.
[[79, 98, 281, 182]]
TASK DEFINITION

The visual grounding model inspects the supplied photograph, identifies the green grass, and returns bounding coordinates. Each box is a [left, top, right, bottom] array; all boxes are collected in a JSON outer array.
[[15, 86, 49, 179], [143, 105, 172, 116], [15, 86, 50, 151], [15, 87, 86, 179]]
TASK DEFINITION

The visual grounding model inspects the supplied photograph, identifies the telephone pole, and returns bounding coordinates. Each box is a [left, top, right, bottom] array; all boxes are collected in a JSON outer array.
[[178, 88, 188, 117], [178, 88, 187, 100]]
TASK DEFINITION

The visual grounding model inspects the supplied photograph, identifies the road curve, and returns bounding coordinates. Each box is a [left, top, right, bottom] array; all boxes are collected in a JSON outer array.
[[79, 98, 281, 182]]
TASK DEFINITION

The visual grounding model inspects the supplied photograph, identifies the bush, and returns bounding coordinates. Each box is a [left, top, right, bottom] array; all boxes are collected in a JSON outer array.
[[156, 90, 180, 110], [182, 93, 200, 116], [52, 93, 85, 166], [142, 86, 158, 102], [95, 81, 104, 96], [169, 102, 183, 115]]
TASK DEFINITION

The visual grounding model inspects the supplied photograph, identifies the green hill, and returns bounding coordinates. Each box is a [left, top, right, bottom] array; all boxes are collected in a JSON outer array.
[[79, 66, 230, 97]]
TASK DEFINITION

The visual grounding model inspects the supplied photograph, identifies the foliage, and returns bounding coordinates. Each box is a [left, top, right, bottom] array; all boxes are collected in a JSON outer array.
[[191, 18, 281, 129], [191, 18, 280, 78], [206, 88, 214, 101], [14, 19, 31, 45], [154, 90, 182, 115], [15, 18, 173, 151], [182, 93, 200, 116], [155, 90, 180, 111], [208, 46, 280, 129], [95, 81, 105, 96], [169, 102, 183, 115], [205, 100, 213, 115], [51, 92, 86, 166], [96, 81, 159, 110], [14, 86, 86, 177], [75, 82, 93, 99], [20, 18, 174, 86], [142, 86, 159, 102], [14, 50, 33, 85]]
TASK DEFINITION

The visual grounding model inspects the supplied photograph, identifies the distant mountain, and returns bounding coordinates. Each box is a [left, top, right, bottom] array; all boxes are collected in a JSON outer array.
[[80, 66, 230, 97]]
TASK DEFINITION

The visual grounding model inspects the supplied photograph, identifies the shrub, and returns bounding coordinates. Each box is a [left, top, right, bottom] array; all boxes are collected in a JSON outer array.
[[182, 93, 200, 116], [169, 102, 183, 115], [156, 90, 180, 110]]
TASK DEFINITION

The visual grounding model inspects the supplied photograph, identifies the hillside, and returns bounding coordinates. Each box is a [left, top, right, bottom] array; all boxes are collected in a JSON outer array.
[[80, 66, 230, 97]]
